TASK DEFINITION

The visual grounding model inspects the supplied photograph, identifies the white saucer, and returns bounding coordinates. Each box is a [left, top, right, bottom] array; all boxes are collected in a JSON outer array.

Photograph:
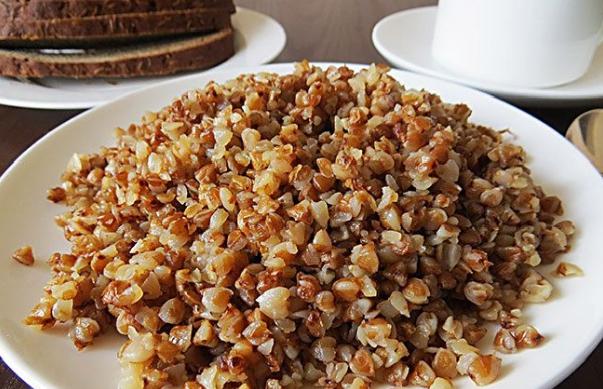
[[0, 7, 286, 109], [373, 6, 603, 106]]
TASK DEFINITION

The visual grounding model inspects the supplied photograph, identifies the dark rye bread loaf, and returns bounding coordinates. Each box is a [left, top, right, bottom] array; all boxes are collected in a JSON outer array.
[[0, 27, 234, 78], [0, 7, 233, 47], [0, 0, 234, 19]]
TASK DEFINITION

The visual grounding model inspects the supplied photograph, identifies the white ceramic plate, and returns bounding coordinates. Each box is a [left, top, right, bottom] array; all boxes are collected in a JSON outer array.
[[372, 6, 603, 107], [1, 63, 603, 389], [0, 7, 286, 110]]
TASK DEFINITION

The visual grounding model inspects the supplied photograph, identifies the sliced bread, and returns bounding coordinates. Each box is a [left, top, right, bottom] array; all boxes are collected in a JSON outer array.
[[0, 27, 234, 78], [0, 8, 232, 47], [0, 0, 234, 20]]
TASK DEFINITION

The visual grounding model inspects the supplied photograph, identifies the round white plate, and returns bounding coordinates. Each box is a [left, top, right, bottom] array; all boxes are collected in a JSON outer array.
[[0, 7, 286, 110], [373, 6, 603, 107], [1, 63, 603, 389]]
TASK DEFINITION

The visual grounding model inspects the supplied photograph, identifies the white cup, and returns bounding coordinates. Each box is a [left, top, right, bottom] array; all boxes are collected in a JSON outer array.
[[431, 0, 603, 88]]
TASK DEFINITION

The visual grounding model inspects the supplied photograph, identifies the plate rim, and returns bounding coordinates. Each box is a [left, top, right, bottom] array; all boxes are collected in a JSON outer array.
[[372, 6, 603, 102], [1, 62, 602, 389], [0, 7, 286, 110]]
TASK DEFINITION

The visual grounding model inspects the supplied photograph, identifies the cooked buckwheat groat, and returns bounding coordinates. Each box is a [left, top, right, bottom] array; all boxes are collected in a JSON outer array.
[[23, 62, 574, 388]]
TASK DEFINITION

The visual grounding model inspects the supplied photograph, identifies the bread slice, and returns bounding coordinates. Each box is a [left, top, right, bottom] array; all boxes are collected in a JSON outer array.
[[0, 27, 234, 78], [0, 0, 234, 20], [0, 8, 233, 47]]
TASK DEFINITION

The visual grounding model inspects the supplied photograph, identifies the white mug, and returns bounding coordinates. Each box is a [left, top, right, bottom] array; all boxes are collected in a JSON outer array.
[[431, 0, 603, 88]]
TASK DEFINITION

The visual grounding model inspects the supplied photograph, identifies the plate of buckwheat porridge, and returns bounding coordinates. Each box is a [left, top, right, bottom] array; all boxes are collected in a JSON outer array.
[[1, 62, 602, 389]]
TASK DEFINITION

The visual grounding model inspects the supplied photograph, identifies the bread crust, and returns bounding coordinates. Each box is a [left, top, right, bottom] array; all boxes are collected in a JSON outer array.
[[0, 0, 234, 19], [0, 27, 235, 78], [0, 8, 232, 47]]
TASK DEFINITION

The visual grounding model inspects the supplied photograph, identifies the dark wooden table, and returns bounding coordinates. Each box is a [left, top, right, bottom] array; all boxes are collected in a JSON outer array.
[[0, 1, 600, 387]]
